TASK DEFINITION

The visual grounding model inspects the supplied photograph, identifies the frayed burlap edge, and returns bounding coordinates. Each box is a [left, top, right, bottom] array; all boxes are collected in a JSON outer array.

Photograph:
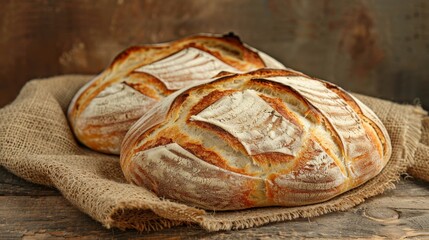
[[105, 200, 206, 232], [408, 144, 429, 182], [106, 98, 427, 232], [408, 116, 429, 181], [106, 207, 185, 232]]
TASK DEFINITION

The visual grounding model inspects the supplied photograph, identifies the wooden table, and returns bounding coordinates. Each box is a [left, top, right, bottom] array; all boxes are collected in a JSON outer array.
[[1, 166, 428, 239]]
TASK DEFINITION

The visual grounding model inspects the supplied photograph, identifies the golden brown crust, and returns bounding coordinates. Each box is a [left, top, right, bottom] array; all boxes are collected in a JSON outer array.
[[120, 68, 392, 210], [181, 142, 254, 177], [252, 152, 294, 165], [259, 94, 304, 131], [247, 78, 323, 123], [135, 136, 174, 153], [327, 85, 389, 158], [125, 72, 174, 99], [188, 90, 238, 117], [188, 120, 250, 156]]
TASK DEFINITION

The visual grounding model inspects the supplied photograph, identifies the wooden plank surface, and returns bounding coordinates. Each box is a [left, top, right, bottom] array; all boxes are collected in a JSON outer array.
[[0, 167, 59, 197], [1, 166, 429, 239], [0, 0, 428, 109]]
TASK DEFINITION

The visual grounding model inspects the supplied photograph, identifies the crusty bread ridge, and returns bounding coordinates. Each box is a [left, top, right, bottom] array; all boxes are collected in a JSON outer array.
[[120, 68, 392, 210], [68, 33, 285, 154]]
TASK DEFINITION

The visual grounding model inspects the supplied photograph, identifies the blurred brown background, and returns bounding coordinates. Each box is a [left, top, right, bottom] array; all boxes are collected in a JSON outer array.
[[1, 0, 428, 108]]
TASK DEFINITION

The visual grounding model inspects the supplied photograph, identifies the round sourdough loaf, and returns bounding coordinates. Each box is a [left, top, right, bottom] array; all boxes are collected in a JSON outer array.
[[67, 33, 285, 154], [120, 69, 392, 210]]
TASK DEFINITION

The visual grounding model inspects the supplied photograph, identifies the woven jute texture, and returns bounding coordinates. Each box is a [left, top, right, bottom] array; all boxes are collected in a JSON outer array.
[[0, 75, 427, 232], [408, 117, 429, 182]]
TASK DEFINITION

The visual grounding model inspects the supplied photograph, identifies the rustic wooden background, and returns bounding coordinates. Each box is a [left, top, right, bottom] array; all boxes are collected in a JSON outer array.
[[1, 0, 428, 108]]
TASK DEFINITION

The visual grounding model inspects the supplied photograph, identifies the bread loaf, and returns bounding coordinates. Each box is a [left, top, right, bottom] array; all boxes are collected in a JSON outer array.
[[120, 69, 392, 210], [67, 33, 285, 154]]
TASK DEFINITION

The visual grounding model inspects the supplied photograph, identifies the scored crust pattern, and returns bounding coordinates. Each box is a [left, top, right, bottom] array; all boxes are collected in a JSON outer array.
[[120, 69, 392, 210], [190, 90, 303, 156], [68, 34, 285, 154], [135, 47, 238, 90]]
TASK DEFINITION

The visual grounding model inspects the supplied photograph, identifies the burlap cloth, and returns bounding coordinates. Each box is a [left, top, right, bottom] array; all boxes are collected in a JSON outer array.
[[0, 75, 428, 232]]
